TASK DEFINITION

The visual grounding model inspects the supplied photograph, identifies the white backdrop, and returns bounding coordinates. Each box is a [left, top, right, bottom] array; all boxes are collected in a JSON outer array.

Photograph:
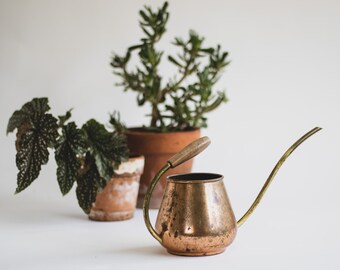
[[0, 0, 339, 269]]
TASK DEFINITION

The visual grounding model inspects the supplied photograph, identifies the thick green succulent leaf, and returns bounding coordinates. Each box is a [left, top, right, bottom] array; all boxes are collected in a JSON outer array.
[[15, 113, 58, 193], [55, 122, 86, 195], [7, 97, 50, 134], [202, 92, 228, 113], [81, 119, 115, 180], [76, 156, 104, 214]]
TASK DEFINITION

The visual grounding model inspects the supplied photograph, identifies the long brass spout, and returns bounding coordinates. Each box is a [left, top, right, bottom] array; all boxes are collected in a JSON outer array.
[[237, 127, 322, 228]]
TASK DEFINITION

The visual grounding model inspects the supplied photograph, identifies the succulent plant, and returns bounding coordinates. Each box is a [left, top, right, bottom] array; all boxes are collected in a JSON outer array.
[[111, 2, 230, 132]]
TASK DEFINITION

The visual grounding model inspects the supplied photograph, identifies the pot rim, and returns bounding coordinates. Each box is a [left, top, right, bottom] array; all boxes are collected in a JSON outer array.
[[125, 127, 200, 135], [126, 154, 144, 161]]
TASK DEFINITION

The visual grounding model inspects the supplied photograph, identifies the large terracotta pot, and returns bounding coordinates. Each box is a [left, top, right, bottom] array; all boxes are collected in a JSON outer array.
[[125, 128, 201, 208], [88, 155, 144, 221]]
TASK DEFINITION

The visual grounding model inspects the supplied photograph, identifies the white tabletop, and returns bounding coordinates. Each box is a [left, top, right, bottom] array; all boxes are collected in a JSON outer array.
[[1, 182, 339, 270]]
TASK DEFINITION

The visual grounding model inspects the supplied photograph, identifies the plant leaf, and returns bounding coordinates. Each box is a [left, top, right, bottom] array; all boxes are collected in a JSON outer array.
[[111, 133, 129, 169], [81, 119, 115, 180], [15, 113, 58, 193], [57, 109, 73, 128], [7, 97, 50, 134], [7, 111, 30, 135], [203, 92, 228, 113], [76, 155, 103, 214], [168, 55, 183, 68], [55, 122, 86, 195], [109, 111, 127, 134]]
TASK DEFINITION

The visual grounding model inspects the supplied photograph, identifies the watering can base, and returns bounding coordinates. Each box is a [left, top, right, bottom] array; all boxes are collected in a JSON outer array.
[[167, 247, 226, 256]]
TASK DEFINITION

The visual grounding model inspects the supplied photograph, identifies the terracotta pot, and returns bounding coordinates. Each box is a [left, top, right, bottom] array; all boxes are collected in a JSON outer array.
[[125, 128, 201, 209], [88, 155, 144, 221]]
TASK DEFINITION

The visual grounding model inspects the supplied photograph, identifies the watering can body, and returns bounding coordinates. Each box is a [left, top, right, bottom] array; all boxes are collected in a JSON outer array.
[[143, 128, 321, 256], [155, 173, 237, 256]]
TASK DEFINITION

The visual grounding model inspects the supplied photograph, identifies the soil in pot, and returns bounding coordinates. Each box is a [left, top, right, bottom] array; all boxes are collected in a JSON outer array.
[[88, 155, 144, 221], [125, 128, 201, 209]]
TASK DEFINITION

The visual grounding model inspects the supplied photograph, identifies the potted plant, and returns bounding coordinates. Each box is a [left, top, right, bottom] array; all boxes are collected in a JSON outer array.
[[7, 97, 144, 221], [110, 2, 230, 207]]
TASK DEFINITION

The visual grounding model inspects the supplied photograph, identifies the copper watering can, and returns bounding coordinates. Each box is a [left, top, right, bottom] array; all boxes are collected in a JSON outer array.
[[143, 127, 321, 256]]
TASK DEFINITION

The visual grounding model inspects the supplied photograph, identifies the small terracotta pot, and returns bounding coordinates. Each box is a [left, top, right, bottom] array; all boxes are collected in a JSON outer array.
[[88, 155, 144, 221], [125, 128, 201, 209]]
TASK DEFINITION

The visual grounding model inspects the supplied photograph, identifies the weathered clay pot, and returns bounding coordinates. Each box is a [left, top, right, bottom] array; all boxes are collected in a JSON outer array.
[[125, 128, 201, 209], [88, 155, 144, 221]]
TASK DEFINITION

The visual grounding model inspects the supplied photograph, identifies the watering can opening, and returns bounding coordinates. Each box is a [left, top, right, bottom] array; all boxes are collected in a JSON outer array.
[[168, 173, 223, 182]]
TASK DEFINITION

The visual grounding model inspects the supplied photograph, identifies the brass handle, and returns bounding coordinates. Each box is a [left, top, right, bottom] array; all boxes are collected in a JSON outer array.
[[168, 136, 211, 168], [143, 136, 211, 244], [143, 163, 171, 244]]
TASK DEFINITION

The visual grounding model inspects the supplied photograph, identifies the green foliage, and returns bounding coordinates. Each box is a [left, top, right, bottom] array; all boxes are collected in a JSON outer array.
[[82, 119, 117, 180], [15, 113, 59, 193], [7, 97, 129, 214], [6, 98, 58, 193], [55, 122, 86, 195], [76, 154, 103, 214], [109, 111, 126, 134], [7, 97, 50, 134], [111, 2, 229, 132], [111, 133, 129, 168], [57, 109, 72, 128], [109, 112, 129, 167]]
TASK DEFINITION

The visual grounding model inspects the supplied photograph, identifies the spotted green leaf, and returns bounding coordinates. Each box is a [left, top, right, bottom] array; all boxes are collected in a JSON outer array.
[[15, 113, 58, 193], [55, 122, 86, 195], [81, 119, 115, 181], [76, 155, 105, 214], [7, 97, 50, 134], [111, 133, 129, 168]]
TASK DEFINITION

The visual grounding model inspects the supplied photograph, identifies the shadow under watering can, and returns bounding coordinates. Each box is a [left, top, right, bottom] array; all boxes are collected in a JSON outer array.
[[143, 127, 322, 256]]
